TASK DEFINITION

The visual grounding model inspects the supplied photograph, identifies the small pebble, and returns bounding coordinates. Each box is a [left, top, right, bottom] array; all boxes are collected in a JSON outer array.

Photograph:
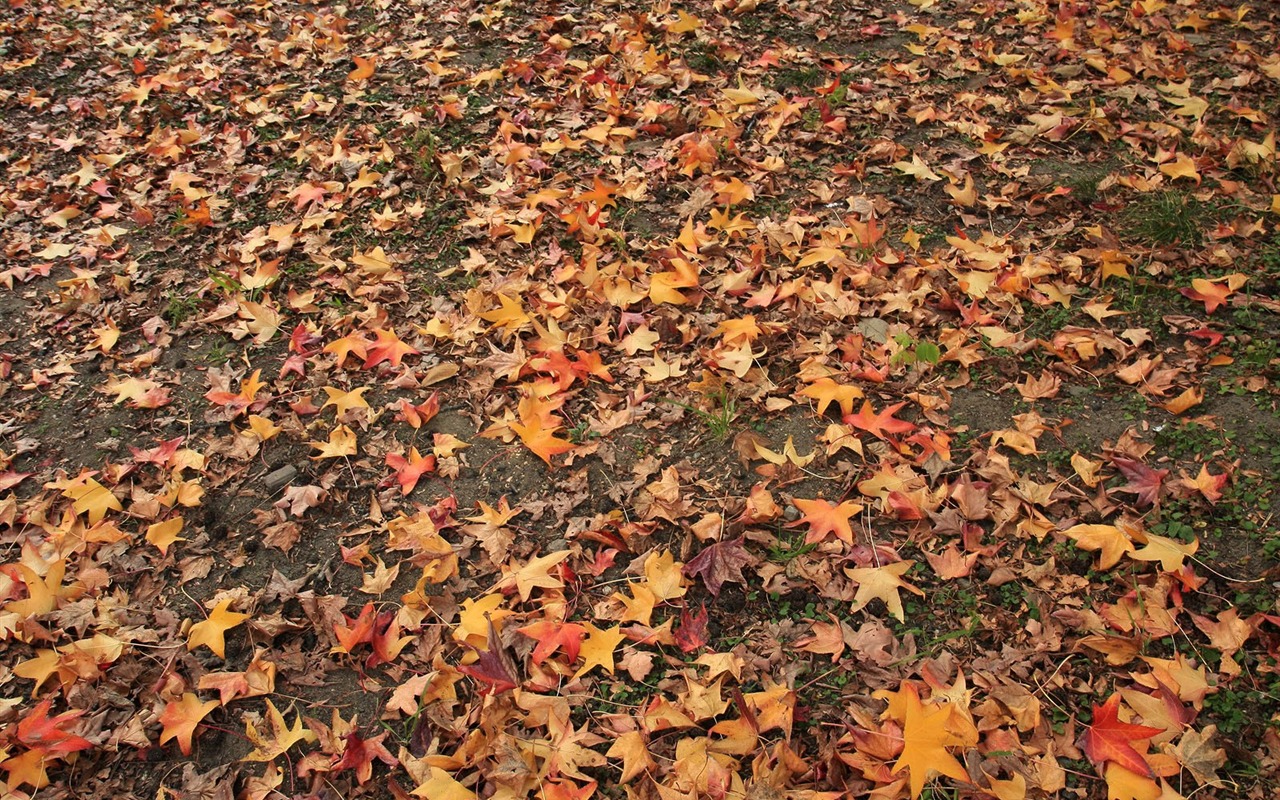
[[264, 464, 298, 491], [783, 504, 800, 522], [546, 538, 569, 552]]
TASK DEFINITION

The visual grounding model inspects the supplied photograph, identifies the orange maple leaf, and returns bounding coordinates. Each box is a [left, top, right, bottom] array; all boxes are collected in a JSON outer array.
[[1179, 274, 1246, 314], [888, 683, 971, 798], [159, 693, 219, 755], [789, 497, 864, 545], [797, 377, 864, 416], [347, 55, 376, 82], [385, 447, 436, 494], [363, 328, 418, 369], [323, 332, 371, 367], [843, 400, 916, 441], [204, 369, 266, 416], [516, 619, 587, 665], [510, 395, 575, 465]]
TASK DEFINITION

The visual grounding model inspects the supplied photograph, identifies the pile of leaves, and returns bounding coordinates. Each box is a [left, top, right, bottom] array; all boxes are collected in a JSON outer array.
[[1, 0, 1279, 797]]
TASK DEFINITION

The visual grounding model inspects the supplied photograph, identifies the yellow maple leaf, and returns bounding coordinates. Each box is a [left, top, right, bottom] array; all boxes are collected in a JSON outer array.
[[1104, 763, 1160, 800], [643, 550, 687, 602], [1129, 533, 1198, 573], [243, 700, 318, 762], [146, 516, 185, 555], [573, 624, 625, 680], [56, 473, 123, 525], [321, 386, 372, 416], [845, 561, 924, 622], [668, 9, 702, 34], [411, 767, 476, 800], [478, 294, 531, 332], [496, 550, 571, 602], [310, 424, 357, 459], [1062, 523, 1134, 570], [453, 594, 514, 647], [606, 730, 654, 782], [187, 599, 249, 658], [1159, 154, 1199, 182]]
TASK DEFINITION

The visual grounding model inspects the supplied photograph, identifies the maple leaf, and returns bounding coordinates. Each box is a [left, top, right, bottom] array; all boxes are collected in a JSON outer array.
[[1078, 693, 1163, 777], [1129, 532, 1198, 573], [886, 683, 970, 798], [683, 537, 758, 596], [517, 619, 587, 665], [332, 602, 376, 655], [398, 391, 440, 428], [1104, 763, 1161, 800], [53, 472, 122, 525], [347, 55, 377, 82], [642, 549, 687, 601], [843, 400, 916, 441], [1179, 274, 1246, 314], [146, 516, 185, 555], [674, 603, 709, 653], [334, 730, 398, 784], [606, 730, 655, 782], [363, 328, 419, 369], [321, 386, 372, 416], [1169, 725, 1226, 787], [1061, 523, 1136, 570], [187, 598, 249, 658], [573, 624, 626, 680], [797, 377, 864, 416], [478, 294, 532, 332], [323, 332, 370, 367], [243, 700, 318, 762], [845, 561, 924, 623], [204, 369, 266, 416], [1112, 457, 1168, 507], [789, 498, 864, 545], [509, 395, 575, 465], [159, 693, 219, 755], [12, 699, 92, 757], [458, 617, 519, 694], [411, 767, 477, 799], [1180, 464, 1228, 503], [311, 424, 358, 459], [385, 447, 436, 495], [496, 550, 570, 601], [2, 749, 51, 790]]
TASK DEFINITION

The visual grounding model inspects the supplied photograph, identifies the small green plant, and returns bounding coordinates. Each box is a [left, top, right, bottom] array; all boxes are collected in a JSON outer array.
[[163, 293, 199, 327], [890, 333, 941, 367], [567, 418, 599, 445], [1122, 191, 1215, 247], [660, 390, 738, 440], [407, 128, 440, 181]]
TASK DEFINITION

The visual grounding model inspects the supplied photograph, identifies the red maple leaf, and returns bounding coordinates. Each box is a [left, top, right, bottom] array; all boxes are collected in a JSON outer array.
[[1111, 456, 1168, 507], [384, 448, 436, 495], [683, 537, 758, 596], [333, 730, 398, 784], [843, 400, 916, 441], [12, 699, 92, 756], [674, 603, 709, 653], [458, 618, 519, 694], [1078, 693, 1163, 777], [397, 392, 440, 429]]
